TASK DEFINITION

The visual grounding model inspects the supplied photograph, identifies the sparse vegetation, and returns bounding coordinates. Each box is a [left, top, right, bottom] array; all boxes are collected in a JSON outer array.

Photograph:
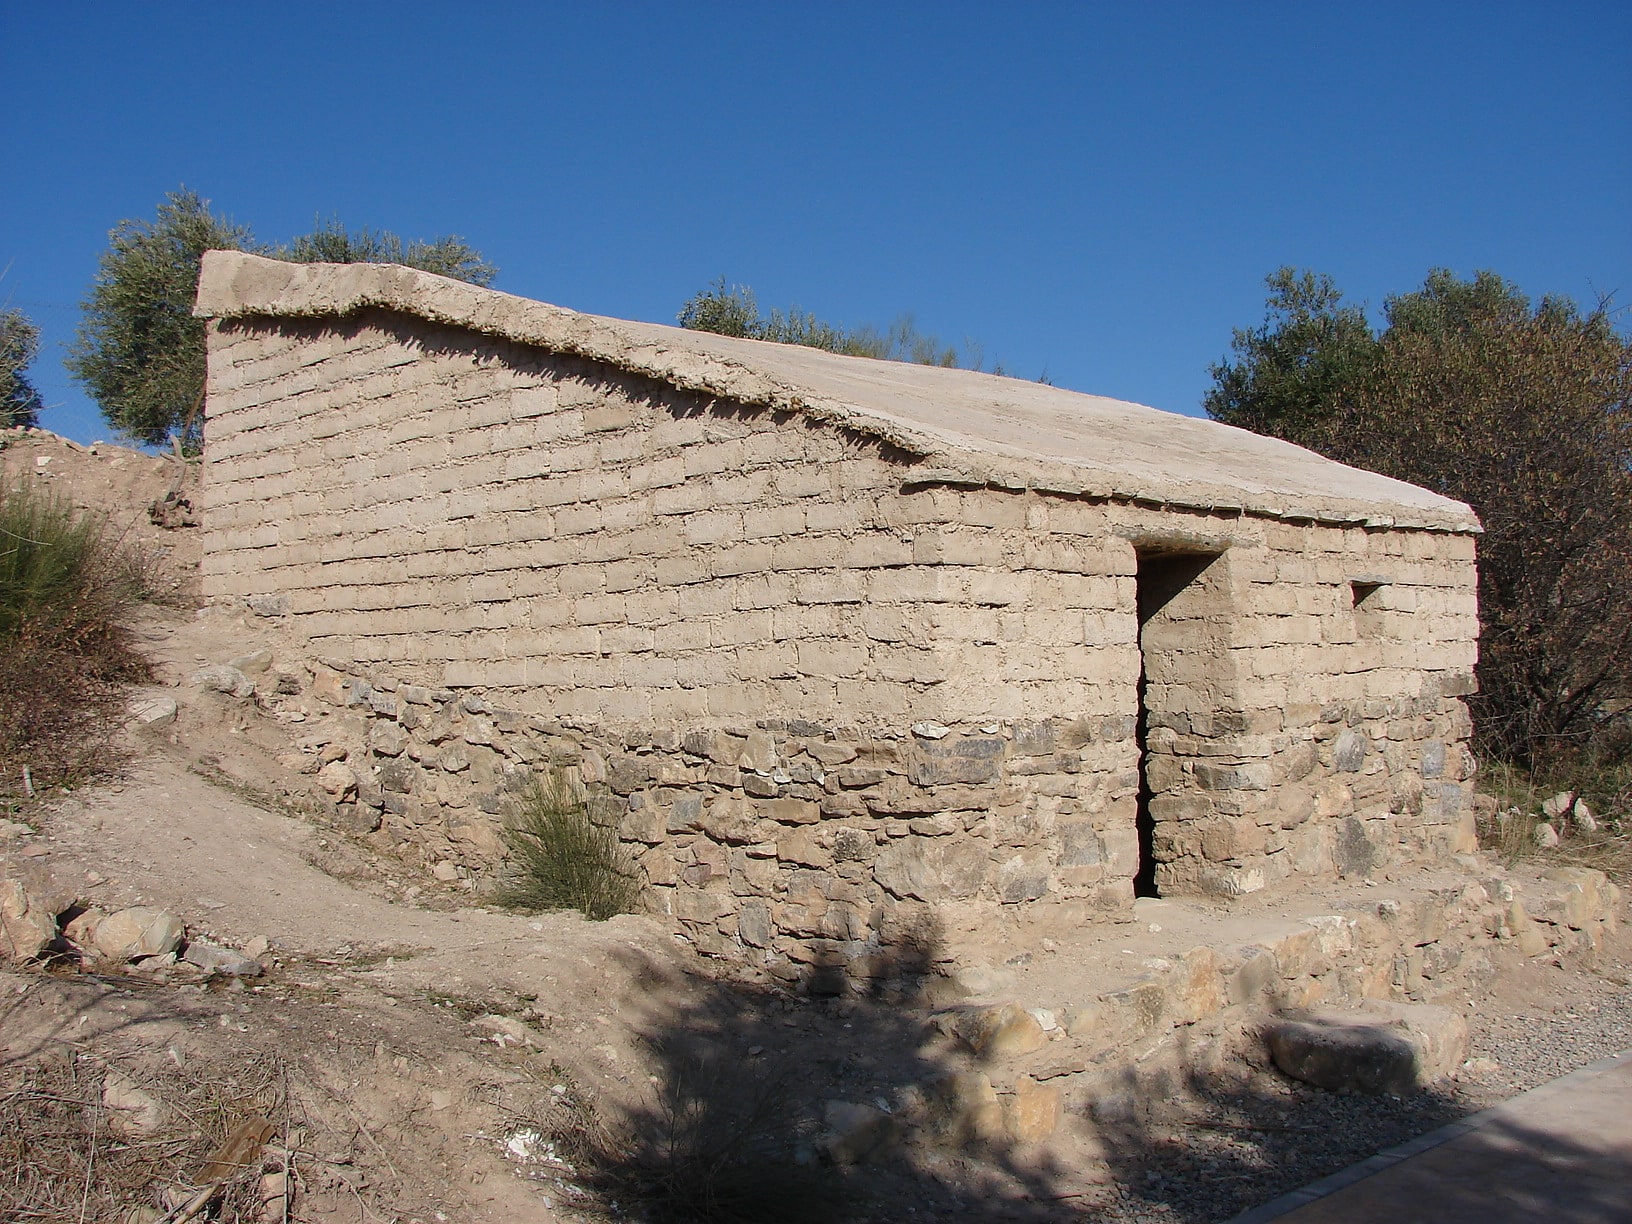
[[0, 1049, 288, 1224], [1477, 734, 1632, 879], [0, 307, 45, 428], [0, 481, 147, 797], [679, 276, 992, 371], [494, 772, 641, 920]]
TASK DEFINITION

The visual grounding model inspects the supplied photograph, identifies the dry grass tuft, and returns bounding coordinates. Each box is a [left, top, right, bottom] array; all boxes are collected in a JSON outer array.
[[0, 1049, 288, 1223], [1477, 744, 1632, 881]]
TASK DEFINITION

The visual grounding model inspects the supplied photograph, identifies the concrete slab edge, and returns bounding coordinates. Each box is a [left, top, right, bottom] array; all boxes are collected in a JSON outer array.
[[1224, 1047, 1632, 1223]]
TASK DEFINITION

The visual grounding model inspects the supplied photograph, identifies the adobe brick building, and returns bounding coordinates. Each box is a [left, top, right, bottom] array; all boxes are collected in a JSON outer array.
[[195, 251, 1481, 976]]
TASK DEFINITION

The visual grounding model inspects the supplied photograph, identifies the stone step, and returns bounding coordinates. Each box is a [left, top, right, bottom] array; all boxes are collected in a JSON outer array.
[[906, 862, 1621, 1144]]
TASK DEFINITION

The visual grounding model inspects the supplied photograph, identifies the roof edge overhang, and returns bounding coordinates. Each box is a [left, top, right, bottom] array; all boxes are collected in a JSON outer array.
[[196, 251, 1482, 535]]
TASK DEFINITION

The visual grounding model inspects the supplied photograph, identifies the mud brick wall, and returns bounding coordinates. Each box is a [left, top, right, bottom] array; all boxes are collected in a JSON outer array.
[[202, 306, 1482, 978]]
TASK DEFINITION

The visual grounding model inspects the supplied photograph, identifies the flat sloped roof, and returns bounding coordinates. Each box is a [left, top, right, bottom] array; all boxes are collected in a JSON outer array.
[[196, 251, 1479, 532]]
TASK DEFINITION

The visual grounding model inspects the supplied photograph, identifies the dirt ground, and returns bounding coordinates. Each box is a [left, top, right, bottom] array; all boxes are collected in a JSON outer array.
[[2, 428, 1629, 1223]]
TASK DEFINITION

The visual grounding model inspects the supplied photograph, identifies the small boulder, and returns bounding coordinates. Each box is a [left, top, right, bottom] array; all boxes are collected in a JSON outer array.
[[62, 907, 109, 951], [228, 648, 273, 675], [941, 1003, 1047, 1058], [1541, 792, 1575, 820], [1266, 1002, 1468, 1095], [0, 879, 58, 961], [1533, 822, 1560, 849], [1570, 799, 1597, 834], [92, 907, 184, 962]]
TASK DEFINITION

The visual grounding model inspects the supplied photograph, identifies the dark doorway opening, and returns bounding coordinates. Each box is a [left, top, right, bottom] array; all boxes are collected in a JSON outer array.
[[1133, 549, 1221, 898]]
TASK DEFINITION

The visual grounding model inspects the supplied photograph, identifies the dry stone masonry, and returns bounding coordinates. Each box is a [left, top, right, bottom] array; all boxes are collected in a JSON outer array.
[[195, 252, 1485, 984]]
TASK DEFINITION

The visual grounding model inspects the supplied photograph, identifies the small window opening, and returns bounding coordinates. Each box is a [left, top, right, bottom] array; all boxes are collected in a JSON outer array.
[[1351, 580, 1385, 638]]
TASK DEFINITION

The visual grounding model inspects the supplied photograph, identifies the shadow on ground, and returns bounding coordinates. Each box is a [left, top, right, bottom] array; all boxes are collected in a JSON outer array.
[[549, 924, 1093, 1223], [1078, 1049, 1471, 1223]]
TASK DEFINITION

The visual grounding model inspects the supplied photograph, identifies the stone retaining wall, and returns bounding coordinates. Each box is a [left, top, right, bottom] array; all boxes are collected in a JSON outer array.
[[905, 864, 1623, 1146]]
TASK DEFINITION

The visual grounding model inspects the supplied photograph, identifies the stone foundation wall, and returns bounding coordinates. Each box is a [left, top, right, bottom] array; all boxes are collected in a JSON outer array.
[[204, 306, 1482, 977], [282, 663, 1139, 975]]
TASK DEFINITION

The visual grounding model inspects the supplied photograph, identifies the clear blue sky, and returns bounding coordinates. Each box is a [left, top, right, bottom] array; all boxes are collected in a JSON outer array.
[[3, 3, 1628, 446]]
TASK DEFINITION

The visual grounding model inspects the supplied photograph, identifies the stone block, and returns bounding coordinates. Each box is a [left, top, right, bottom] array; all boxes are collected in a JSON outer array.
[[1166, 946, 1225, 1022], [874, 836, 988, 902], [754, 798, 819, 825], [995, 850, 1051, 902], [776, 826, 832, 868], [1194, 762, 1271, 791], [672, 890, 732, 923], [1003, 1076, 1063, 1143], [1544, 867, 1609, 931], [737, 901, 772, 948], [1057, 822, 1102, 868], [1333, 816, 1377, 878], [1227, 947, 1281, 1007], [1333, 727, 1370, 772], [911, 755, 1002, 786], [1266, 1002, 1468, 1094]]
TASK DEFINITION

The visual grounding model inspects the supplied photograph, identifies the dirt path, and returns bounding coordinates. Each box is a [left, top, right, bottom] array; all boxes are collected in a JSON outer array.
[[50, 755, 672, 969]]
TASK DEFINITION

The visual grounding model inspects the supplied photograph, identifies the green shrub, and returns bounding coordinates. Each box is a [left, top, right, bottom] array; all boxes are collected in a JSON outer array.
[[0, 481, 147, 795], [494, 772, 641, 920]]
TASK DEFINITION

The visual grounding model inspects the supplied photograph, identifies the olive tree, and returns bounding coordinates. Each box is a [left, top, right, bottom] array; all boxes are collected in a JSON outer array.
[[66, 191, 254, 451], [1, 308, 45, 429], [68, 191, 497, 451], [1207, 267, 1632, 764]]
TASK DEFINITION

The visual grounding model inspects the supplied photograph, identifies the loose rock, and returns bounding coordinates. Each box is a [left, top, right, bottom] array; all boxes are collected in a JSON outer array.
[[0, 878, 58, 961], [102, 1070, 169, 1136], [92, 906, 185, 961], [193, 664, 255, 698], [182, 940, 264, 976], [126, 696, 178, 729]]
